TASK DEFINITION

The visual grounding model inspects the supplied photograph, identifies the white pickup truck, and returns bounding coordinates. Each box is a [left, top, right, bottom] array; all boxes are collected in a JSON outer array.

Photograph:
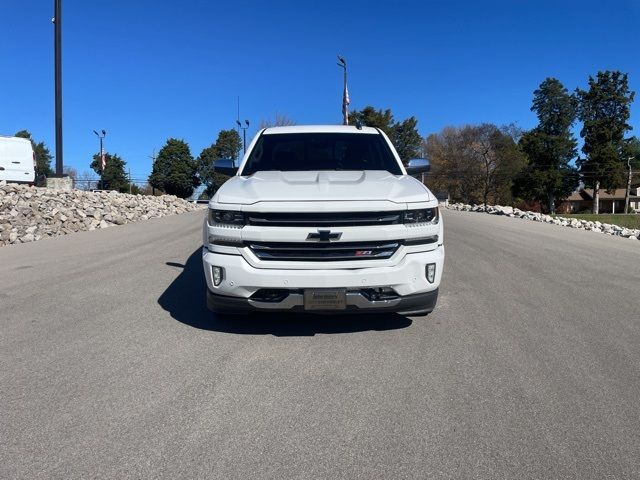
[[202, 125, 444, 316]]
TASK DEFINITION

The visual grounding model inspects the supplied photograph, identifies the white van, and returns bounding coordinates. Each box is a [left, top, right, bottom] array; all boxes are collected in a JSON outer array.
[[0, 136, 36, 184]]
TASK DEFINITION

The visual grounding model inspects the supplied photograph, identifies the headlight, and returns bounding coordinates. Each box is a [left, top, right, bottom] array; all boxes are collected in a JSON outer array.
[[208, 209, 246, 227], [403, 207, 439, 224]]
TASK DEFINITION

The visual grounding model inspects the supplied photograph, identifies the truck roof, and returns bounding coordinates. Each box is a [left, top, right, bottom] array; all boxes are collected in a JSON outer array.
[[262, 125, 380, 135]]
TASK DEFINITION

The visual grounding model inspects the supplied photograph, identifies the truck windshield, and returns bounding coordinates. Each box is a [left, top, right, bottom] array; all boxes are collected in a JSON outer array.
[[240, 132, 403, 175]]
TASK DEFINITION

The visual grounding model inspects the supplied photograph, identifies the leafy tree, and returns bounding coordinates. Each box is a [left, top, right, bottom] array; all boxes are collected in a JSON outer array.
[[90, 153, 129, 192], [149, 138, 199, 198], [14, 130, 53, 177], [197, 129, 242, 196], [513, 78, 579, 213], [575, 71, 635, 213], [349, 106, 422, 163]]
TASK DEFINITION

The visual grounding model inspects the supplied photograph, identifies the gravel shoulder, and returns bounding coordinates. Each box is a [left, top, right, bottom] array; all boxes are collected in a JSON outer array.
[[0, 182, 203, 247]]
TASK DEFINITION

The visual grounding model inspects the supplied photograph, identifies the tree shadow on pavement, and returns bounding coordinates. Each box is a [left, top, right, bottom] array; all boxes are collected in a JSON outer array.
[[158, 248, 412, 336]]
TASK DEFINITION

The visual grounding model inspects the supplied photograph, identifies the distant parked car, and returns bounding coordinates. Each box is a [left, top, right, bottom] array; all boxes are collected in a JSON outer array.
[[0, 136, 36, 184]]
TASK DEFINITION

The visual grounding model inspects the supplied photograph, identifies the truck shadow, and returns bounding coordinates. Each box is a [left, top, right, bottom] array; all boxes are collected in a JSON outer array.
[[158, 248, 412, 336]]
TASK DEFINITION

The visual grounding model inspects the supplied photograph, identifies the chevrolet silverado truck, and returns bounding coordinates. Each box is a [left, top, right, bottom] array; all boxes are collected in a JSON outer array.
[[202, 125, 444, 315]]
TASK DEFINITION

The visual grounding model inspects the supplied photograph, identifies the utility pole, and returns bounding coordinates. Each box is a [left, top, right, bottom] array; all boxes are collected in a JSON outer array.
[[149, 150, 156, 195], [53, 0, 64, 176], [128, 167, 132, 194], [625, 156, 634, 214]]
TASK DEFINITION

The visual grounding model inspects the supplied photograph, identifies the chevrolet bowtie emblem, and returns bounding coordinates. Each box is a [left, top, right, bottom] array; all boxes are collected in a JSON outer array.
[[306, 230, 342, 242]]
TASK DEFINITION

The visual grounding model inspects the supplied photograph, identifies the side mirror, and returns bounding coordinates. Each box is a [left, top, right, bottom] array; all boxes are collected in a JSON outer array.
[[214, 158, 238, 176], [405, 158, 430, 176]]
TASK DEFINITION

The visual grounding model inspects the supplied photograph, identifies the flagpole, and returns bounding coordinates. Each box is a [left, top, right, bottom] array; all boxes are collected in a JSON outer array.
[[337, 55, 349, 125], [343, 64, 348, 125]]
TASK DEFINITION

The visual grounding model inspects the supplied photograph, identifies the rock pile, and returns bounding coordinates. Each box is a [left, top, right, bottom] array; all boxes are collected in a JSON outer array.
[[0, 181, 204, 247], [446, 203, 640, 241]]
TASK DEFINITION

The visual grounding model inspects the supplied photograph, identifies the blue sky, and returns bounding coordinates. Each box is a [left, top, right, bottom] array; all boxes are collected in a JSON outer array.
[[1, 0, 639, 180]]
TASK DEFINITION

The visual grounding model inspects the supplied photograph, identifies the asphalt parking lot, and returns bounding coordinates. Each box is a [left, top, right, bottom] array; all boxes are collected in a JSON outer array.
[[2, 210, 639, 479]]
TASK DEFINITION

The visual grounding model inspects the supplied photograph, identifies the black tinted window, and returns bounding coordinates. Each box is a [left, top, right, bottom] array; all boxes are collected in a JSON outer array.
[[240, 133, 402, 175]]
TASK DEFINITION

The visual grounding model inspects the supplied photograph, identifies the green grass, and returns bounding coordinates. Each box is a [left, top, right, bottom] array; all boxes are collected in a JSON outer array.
[[553, 214, 640, 230]]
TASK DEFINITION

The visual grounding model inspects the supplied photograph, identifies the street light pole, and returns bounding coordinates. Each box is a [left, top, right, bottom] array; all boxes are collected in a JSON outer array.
[[53, 0, 64, 176], [243, 120, 249, 155], [93, 129, 106, 189], [236, 119, 250, 157]]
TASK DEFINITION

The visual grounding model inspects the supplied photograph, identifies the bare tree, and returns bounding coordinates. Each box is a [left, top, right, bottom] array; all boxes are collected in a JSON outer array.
[[63, 165, 78, 187], [469, 124, 499, 209], [77, 170, 98, 191], [425, 124, 526, 206], [258, 113, 296, 129]]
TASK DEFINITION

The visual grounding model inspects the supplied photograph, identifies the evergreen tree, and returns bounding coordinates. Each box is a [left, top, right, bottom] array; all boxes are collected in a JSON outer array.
[[213, 129, 243, 159], [513, 78, 579, 213], [90, 153, 129, 192], [575, 71, 635, 213], [393, 117, 422, 162], [348, 107, 395, 138], [197, 130, 242, 196], [149, 139, 199, 198], [348, 106, 422, 163]]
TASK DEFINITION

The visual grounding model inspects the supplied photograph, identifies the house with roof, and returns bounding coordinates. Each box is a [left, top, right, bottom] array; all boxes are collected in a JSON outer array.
[[559, 186, 640, 214]]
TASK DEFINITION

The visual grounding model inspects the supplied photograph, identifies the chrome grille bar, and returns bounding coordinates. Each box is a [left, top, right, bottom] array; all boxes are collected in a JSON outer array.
[[246, 241, 401, 261], [246, 211, 403, 227]]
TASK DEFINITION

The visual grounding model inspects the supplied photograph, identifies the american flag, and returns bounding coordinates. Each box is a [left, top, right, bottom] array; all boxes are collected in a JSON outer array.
[[342, 83, 350, 125], [101, 147, 106, 171]]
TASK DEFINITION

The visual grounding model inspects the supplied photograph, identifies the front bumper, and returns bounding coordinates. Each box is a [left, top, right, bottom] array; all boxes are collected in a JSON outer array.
[[207, 288, 439, 316], [202, 245, 444, 315]]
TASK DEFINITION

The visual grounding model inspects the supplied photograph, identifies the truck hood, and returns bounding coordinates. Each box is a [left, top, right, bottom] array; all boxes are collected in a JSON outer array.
[[215, 171, 432, 205]]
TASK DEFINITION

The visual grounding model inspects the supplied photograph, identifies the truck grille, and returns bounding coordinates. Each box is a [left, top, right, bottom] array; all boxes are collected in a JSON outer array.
[[246, 240, 401, 261], [245, 211, 402, 227]]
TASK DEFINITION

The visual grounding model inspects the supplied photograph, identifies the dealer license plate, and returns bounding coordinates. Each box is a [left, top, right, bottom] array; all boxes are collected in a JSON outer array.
[[303, 289, 347, 311]]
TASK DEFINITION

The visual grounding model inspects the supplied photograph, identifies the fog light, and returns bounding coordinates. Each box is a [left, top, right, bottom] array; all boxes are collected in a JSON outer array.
[[212, 266, 223, 286], [426, 263, 436, 283]]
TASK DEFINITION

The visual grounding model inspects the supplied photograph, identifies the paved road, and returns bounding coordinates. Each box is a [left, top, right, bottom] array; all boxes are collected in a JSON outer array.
[[2, 210, 639, 479]]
